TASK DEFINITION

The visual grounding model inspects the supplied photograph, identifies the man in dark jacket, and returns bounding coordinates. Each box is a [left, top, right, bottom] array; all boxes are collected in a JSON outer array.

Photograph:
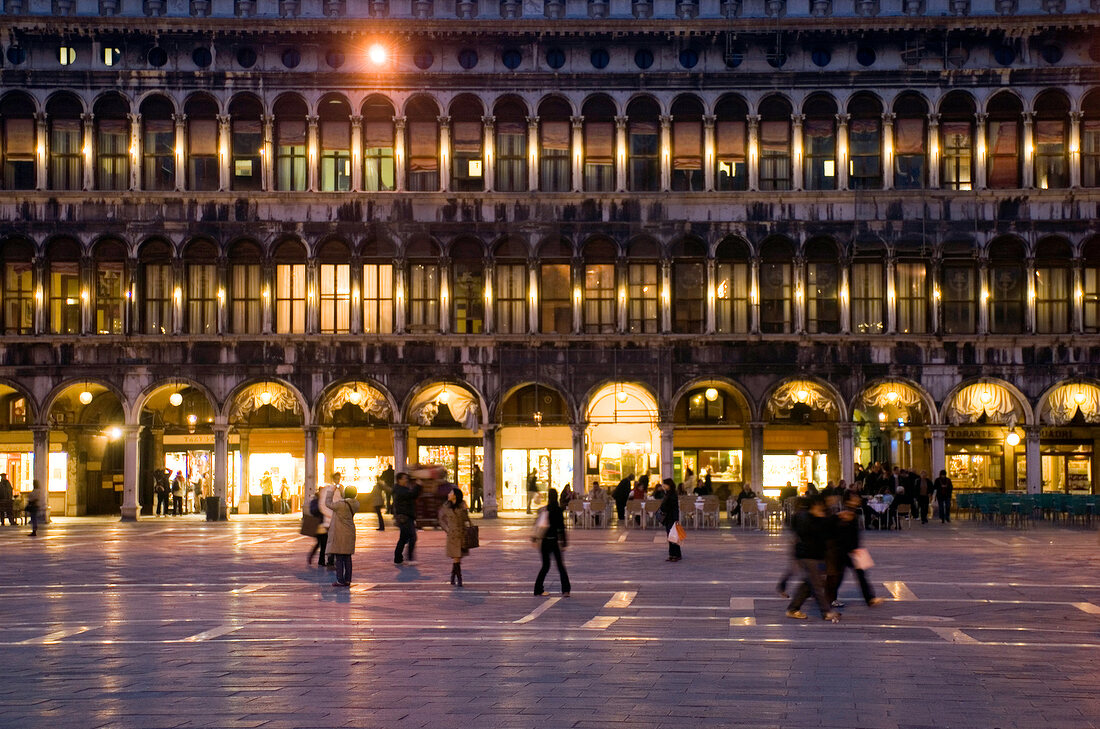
[[933, 470, 954, 523], [786, 497, 839, 621], [612, 474, 633, 522], [392, 472, 422, 565], [660, 478, 682, 562], [828, 495, 885, 608], [0, 473, 14, 525]]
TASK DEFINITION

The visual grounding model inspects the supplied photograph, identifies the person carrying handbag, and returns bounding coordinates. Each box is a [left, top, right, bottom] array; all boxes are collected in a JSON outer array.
[[660, 478, 682, 562], [533, 487, 570, 597], [439, 487, 472, 587]]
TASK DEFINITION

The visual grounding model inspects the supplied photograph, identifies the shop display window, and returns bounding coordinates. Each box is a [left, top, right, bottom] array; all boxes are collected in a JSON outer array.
[[1, 452, 34, 492], [48, 452, 67, 492], [947, 447, 1003, 490], [501, 448, 572, 510], [597, 443, 652, 487], [417, 445, 483, 491], [673, 449, 742, 485], [1019, 445, 1094, 493], [333, 457, 389, 495], [762, 452, 827, 496]]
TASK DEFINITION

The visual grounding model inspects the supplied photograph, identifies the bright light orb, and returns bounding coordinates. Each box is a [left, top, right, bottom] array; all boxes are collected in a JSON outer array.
[[885, 390, 899, 403], [979, 390, 993, 405], [107, 426, 122, 440], [169, 392, 183, 407], [259, 390, 273, 405], [1006, 432, 1020, 446], [347, 389, 362, 405], [1073, 390, 1087, 405], [796, 389, 810, 403], [187, 414, 198, 425], [704, 387, 719, 402], [616, 390, 629, 404], [79, 390, 94, 405], [368, 44, 387, 66], [438, 388, 450, 405]]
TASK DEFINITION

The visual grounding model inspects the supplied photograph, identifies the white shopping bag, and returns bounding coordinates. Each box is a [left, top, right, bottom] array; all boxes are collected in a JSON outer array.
[[667, 523, 686, 544], [849, 548, 874, 570]]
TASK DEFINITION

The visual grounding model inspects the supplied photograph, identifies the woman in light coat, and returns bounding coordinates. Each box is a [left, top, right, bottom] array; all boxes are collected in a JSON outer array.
[[326, 485, 359, 587], [439, 487, 472, 587]]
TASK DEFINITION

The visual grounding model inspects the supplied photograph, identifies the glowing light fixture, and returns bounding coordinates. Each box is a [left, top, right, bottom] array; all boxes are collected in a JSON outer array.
[[259, 385, 273, 405], [347, 387, 363, 405], [1073, 390, 1087, 405], [1006, 432, 1020, 446], [187, 414, 198, 425], [796, 388, 810, 403], [438, 383, 450, 405], [704, 387, 719, 402], [878, 412, 887, 422], [979, 390, 993, 405], [79, 389, 94, 405], [885, 390, 899, 403], [169, 392, 183, 407], [107, 426, 122, 440], [616, 388, 629, 404]]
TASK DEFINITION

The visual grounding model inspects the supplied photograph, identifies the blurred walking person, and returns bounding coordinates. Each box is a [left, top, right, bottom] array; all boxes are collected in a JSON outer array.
[[660, 478, 682, 562], [26, 481, 40, 537], [785, 496, 839, 622], [370, 477, 386, 531], [934, 469, 954, 523], [440, 487, 472, 587], [316, 473, 341, 570], [326, 484, 359, 587], [533, 487, 570, 596], [392, 472, 421, 566], [828, 494, 885, 609]]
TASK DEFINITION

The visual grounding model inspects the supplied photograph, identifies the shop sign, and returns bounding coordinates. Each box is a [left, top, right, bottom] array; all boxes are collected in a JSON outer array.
[[1040, 428, 1093, 440], [164, 434, 241, 446], [948, 428, 1002, 440]]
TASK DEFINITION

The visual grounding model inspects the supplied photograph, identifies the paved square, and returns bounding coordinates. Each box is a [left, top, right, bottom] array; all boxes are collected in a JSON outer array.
[[2, 515, 1099, 729]]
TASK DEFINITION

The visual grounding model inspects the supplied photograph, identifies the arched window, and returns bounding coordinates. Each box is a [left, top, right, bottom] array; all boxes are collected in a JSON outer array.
[[319, 95, 352, 192], [805, 237, 839, 334], [848, 93, 883, 190], [273, 239, 306, 334], [671, 239, 705, 333], [987, 92, 1022, 189], [895, 240, 929, 334], [140, 95, 175, 191], [184, 94, 219, 191], [941, 240, 977, 334], [274, 95, 307, 191], [139, 239, 172, 334], [47, 237, 81, 334], [715, 238, 750, 334], [850, 240, 885, 334], [47, 93, 83, 191], [1083, 237, 1100, 333], [627, 97, 660, 192], [1084, 91, 1100, 189], [406, 237, 441, 332], [759, 96, 792, 191], [93, 238, 125, 334], [1034, 90, 1070, 190], [494, 98, 527, 192], [183, 239, 217, 334], [493, 238, 527, 334], [583, 238, 617, 334], [940, 92, 975, 191], [94, 94, 130, 191], [227, 239, 262, 334], [1, 92, 36, 190], [538, 238, 573, 334], [803, 94, 837, 190], [360, 238, 394, 334], [450, 95, 484, 193], [759, 238, 793, 333], [893, 93, 928, 189], [714, 95, 748, 191], [1034, 237, 1071, 334], [0, 238, 35, 334], [361, 96, 395, 192], [582, 96, 615, 192], [626, 237, 658, 333], [538, 97, 571, 192], [450, 237, 485, 332], [229, 95, 262, 192], [670, 96, 704, 192], [406, 97, 440, 192], [317, 239, 351, 333], [988, 237, 1026, 334]]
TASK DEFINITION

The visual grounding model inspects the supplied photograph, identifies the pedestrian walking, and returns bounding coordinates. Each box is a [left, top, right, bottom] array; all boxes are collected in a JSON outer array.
[[326, 484, 359, 587], [470, 464, 483, 513], [439, 487, 472, 587], [26, 482, 40, 537], [260, 471, 274, 514], [917, 470, 933, 524], [660, 477, 682, 562], [0, 472, 15, 526], [305, 492, 326, 566], [785, 496, 840, 622], [317, 473, 341, 570], [612, 473, 632, 523], [934, 470, 954, 523], [828, 495, 885, 609], [370, 477, 386, 530], [154, 469, 169, 516], [171, 471, 184, 515], [526, 468, 539, 513], [776, 497, 809, 597], [392, 472, 421, 565], [533, 487, 570, 596]]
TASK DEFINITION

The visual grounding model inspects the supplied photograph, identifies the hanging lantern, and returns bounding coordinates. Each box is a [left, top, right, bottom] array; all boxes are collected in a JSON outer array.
[[347, 387, 362, 405], [169, 392, 183, 407], [704, 387, 719, 402], [79, 389, 94, 405], [438, 383, 450, 405]]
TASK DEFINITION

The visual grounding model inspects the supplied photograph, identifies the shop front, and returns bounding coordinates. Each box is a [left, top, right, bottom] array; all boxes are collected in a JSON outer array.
[[500, 423, 572, 511], [585, 383, 661, 489], [416, 439, 483, 492], [672, 429, 744, 500], [1018, 427, 1096, 494], [241, 429, 304, 513], [762, 432, 830, 497], [162, 433, 240, 513], [946, 428, 1006, 491]]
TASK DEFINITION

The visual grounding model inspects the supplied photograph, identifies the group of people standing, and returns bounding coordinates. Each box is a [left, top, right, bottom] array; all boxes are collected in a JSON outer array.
[[0, 473, 39, 536], [854, 464, 955, 524], [152, 469, 208, 516]]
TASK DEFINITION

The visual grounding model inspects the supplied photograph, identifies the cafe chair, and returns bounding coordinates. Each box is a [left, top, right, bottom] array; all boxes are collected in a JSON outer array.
[[895, 503, 912, 530], [740, 499, 760, 530], [625, 499, 644, 529]]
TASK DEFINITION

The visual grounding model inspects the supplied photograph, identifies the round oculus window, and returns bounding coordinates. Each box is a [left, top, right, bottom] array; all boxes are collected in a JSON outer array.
[[591, 48, 609, 69], [192, 47, 212, 68], [502, 49, 521, 70], [458, 48, 478, 69], [237, 47, 257, 69], [282, 49, 301, 69], [413, 48, 434, 70], [546, 48, 565, 69], [678, 48, 699, 69], [635, 48, 654, 70]]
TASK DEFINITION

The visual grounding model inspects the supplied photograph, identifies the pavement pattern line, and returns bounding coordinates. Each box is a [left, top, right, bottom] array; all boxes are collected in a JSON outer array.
[[729, 617, 757, 626], [17, 625, 98, 644], [229, 583, 267, 594], [581, 616, 620, 630], [1072, 601, 1100, 615], [931, 627, 981, 644], [883, 580, 919, 600], [603, 591, 637, 608], [179, 623, 250, 642], [730, 597, 755, 610], [513, 596, 561, 624]]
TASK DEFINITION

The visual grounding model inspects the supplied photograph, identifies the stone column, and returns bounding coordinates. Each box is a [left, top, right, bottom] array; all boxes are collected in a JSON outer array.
[[33, 257, 46, 334], [1022, 111, 1035, 189], [80, 255, 93, 335], [350, 114, 363, 192], [306, 114, 319, 192], [173, 113, 187, 191], [929, 425, 947, 479], [660, 260, 672, 333], [391, 424, 408, 473], [749, 421, 765, 491], [527, 115, 540, 192], [120, 425, 142, 521], [238, 429, 251, 513], [931, 257, 942, 333], [615, 115, 628, 192], [393, 260, 407, 333], [927, 113, 940, 189], [791, 114, 804, 191], [262, 114, 275, 191], [882, 112, 895, 190], [570, 115, 584, 192], [35, 112, 47, 191], [306, 258, 319, 334], [1072, 262, 1084, 332], [838, 421, 855, 485], [482, 425, 499, 517], [483, 262, 495, 333], [886, 257, 897, 334], [659, 422, 674, 483], [216, 257, 228, 334], [481, 115, 495, 192], [750, 257, 761, 333], [217, 114, 231, 191], [528, 262, 539, 333], [438, 115, 451, 192], [703, 114, 716, 191], [393, 116, 407, 191], [212, 419, 229, 520], [1069, 111, 1082, 189], [572, 258, 583, 334], [171, 259, 184, 335], [1024, 425, 1041, 494], [82, 113, 95, 191], [747, 115, 760, 191], [303, 426, 319, 508], [571, 423, 586, 496], [705, 257, 716, 334], [128, 112, 141, 191], [261, 261, 274, 334], [32, 426, 50, 524], [439, 256, 451, 333], [616, 258, 627, 333], [1026, 256, 1037, 333], [349, 257, 363, 334], [974, 112, 988, 189], [659, 114, 672, 191], [836, 113, 850, 190], [840, 263, 851, 334], [978, 259, 990, 334], [793, 254, 805, 333]]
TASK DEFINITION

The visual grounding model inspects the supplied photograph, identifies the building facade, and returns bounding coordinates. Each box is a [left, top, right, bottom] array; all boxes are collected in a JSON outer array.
[[1, 0, 1099, 518]]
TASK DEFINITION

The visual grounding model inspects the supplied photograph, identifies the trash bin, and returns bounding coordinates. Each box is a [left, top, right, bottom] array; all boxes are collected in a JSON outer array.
[[205, 496, 224, 522]]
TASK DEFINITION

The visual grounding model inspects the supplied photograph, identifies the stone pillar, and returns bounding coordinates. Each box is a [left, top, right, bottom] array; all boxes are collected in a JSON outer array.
[[217, 114, 231, 191], [216, 257, 228, 334], [978, 259, 990, 334], [306, 114, 319, 192], [1026, 256, 1037, 333], [927, 113, 940, 189], [391, 424, 408, 473], [749, 421, 765, 491], [393, 116, 407, 191], [616, 258, 627, 333], [350, 114, 363, 192], [438, 115, 451, 192], [35, 112, 47, 191], [885, 257, 897, 334], [659, 114, 672, 192], [660, 260, 672, 332], [1072, 262, 1084, 333], [349, 258, 363, 334], [527, 115, 540, 191], [974, 112, 988, 189], [793, 254, 805, 333], [1069, 111, 1082, 189], [80, 255, 93, 335], [482, 114, 495, 192], [930, 425, 947, 480], [840, 264, 851, 334], [173, 113, 187, 191], [394, 261, 407, 333], [212, 420, 229, 519], [659, 422, 674, 483], [614, 115, 628, 192], [705, 257, 716, 334], [838, 421, 855, 485], [439, 256, 451, 333], [791, 114, 804, 191], [482, 425, 499, 517], [33, 257, 46, 334], [571, 422, 586, 497], [303, 426, 319, 508], [82, 113, 95, 191], [703, 114, 716, 191], [261, 262, 274, 334], [747, 114, 760, 191], [1024, 425, 1041, 494], [171, 259, 184, 335], [1022, 111, 1035, 189], [32, 426, 50, 524], [570, 115, 584, 192], [128, 112, 141, 191], [836, 113, 850, 190], [572, 259, 583, 334], [306, 258, 319, 334], [931, 258, 942, 333], [882, 112, 895, 190], [262, 114, 275, 191], [238, 429, 251, 513], [750, 257, 761, 333], [120, 425, 142, 521], [528, 262, 539, 333]]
